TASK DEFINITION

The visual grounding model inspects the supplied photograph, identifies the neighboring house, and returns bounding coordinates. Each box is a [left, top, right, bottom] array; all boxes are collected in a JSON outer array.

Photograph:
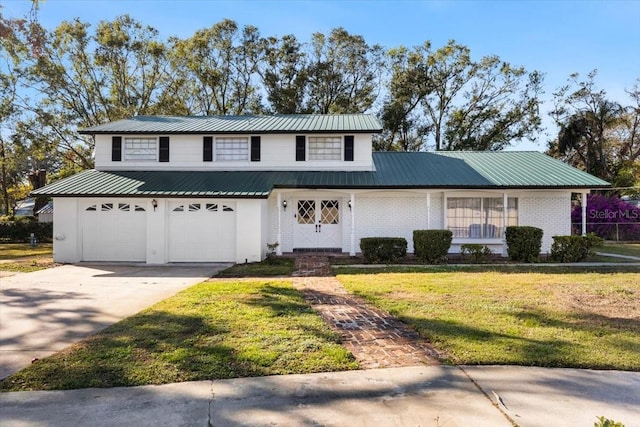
[[36, 201, 54, 223], [32, 114, 609, 264], [14, 198, 35, 217]]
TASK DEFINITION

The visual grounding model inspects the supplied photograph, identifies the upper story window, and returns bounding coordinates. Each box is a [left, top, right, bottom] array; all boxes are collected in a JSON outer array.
[[447, 197, 518, 239], [124, 137, 157, 161], [308, 136, 341, 160], [216, 137, 248, 161]]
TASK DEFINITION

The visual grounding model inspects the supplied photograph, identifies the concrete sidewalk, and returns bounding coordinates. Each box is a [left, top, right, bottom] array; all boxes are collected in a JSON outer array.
[[1, 365, 638, 427]]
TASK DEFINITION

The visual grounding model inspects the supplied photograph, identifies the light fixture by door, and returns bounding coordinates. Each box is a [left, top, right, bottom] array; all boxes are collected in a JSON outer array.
[[348, 200, 352, 211], [151, 199, 158, 211], [282, 200, 287, 211]]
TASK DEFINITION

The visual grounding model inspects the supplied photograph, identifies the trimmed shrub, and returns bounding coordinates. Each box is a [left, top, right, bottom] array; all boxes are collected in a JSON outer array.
[[0, 220, 53, 243], [551, 233, 604, 262], [360, 237, 407, 263], [505, 226, 543, 262], [460, 244, 492, 263], [413, 230, 452, 263]]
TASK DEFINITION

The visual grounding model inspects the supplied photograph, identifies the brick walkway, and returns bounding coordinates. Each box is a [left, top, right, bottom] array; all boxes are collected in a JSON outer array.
[[292, 256, 442, 369]]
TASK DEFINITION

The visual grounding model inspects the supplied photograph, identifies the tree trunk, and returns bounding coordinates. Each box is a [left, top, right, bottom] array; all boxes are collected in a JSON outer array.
[[0, 139, 10, 216]]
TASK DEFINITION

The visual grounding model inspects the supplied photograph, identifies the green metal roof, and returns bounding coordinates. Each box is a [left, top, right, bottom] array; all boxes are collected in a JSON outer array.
[[434, 151, 610, 187], [80, 114, 383, 135], [32, 151, 609, 198]]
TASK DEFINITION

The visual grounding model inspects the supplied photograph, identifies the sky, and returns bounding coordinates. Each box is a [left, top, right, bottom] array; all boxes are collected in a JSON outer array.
[[3, 0, 640, 151]]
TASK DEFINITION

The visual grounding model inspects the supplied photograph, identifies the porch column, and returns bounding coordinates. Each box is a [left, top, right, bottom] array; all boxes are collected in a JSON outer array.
[[581, 191, 588, 236], [443, 194, 448, 230], [276, 192, 283, 255], [503, 192, 508, 256], [426, 192, 431, 229], [503, 192, 508, 238], [350, 193, 356, 256]]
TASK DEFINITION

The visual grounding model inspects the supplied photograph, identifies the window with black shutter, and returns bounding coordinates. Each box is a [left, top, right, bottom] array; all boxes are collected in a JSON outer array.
[[296, 135, 305, 161], [203, 136, 213, 162], [159, 137, 170, 162], [251, 136, 261, 162], [112, 136, 122, 162], [344, 135, 354, 161]]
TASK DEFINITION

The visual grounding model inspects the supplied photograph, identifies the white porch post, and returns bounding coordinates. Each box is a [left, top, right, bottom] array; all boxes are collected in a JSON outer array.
[[503, 193, 508, 238], [581, 192, 588, 236], [276, 192, 283, 255], [426, 192, 431, 229], [443, 194, 448, 230], [350, 193, 356, 256], [502, 192, 508, 256]]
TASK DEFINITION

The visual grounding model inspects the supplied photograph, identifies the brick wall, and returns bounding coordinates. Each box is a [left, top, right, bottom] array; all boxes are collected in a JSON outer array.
[[519, 192, 572, 253]]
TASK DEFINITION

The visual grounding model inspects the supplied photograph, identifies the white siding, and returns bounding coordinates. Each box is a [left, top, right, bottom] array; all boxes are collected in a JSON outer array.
[[519, 192, 572, 253], [95, 133, 374, 171], [355, 192, 429, 253], [52, 198, 81, 263]]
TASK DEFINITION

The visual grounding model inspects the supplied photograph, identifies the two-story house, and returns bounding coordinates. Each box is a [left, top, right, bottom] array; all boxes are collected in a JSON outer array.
[[32, 114, 609, 264]]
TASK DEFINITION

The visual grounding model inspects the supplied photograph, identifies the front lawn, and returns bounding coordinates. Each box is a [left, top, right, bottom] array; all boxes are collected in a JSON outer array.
[[216, 257, 295, 277], [0, 243, 55, 273], [599, 243, 640, 258], [0, 280, 357, 391], [338, 269, 640, 370], [0, 243, 53, 259]]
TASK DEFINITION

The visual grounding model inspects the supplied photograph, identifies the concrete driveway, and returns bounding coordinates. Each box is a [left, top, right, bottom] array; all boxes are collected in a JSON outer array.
[[0, 263, 229, 379]]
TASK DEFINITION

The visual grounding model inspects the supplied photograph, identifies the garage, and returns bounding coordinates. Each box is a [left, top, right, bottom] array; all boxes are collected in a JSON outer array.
[[81, 200, 147, 262], [168, 200, 236, 262]]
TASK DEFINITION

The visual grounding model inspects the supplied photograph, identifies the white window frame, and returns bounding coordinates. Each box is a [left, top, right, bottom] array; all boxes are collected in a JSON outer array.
[[446, 196, 518, 239], [308, 136, 342, 161], [124, 137, 158, 161], [215, 137, 249, 161]]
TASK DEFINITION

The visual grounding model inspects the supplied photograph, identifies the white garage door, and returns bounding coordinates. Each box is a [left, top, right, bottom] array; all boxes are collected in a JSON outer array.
[[168, 201, 236, 262], [82, 201, 147, 262]]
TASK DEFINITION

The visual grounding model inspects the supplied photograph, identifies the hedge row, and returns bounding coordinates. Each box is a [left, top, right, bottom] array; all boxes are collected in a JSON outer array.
[[360, 237, 407, 263], [0, 220, 53, 243], [360, 227, 597, 264], [505, 226, 543, 262], [413, 230, 452, 263], [359, 230, 454, 264], [550, 234, 603, 262]]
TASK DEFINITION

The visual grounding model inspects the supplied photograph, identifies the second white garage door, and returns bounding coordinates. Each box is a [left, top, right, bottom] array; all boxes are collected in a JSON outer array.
[[168, 201, 236, 262]]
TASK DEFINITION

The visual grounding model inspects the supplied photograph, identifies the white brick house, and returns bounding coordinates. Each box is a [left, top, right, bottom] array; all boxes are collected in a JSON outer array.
[[32, 114, 609, 264]]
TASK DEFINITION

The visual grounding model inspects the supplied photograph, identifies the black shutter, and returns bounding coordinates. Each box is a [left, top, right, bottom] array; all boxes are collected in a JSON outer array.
[[159, 137, 170, 162], [112, 136, 122, 162], [251, 136, 261, 162], [344, 135, 354, 161], [203, 136, 213, 162], [296, 135, 305, 161]]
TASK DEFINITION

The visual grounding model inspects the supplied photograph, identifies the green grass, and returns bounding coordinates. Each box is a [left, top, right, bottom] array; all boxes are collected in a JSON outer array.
[[217, 257, 295, 277], [0, 280, 357, 391], [337, 270, 640, 370], [0, 243, 53, 259], [599, 243, 640, 258], [334, 264, 640, 275], [0, 260, 54, 273], [0, 243, 55, 272]]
